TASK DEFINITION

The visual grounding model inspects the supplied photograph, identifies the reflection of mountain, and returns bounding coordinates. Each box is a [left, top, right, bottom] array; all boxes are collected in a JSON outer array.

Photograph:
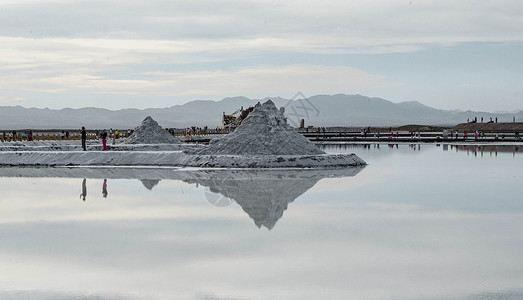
[[179, 169, 364, 229], [0, 166, 364, 229], [140, 179, 161, 190]]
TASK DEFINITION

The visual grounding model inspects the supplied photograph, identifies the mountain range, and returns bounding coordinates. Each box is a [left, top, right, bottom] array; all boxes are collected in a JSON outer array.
[[1, 94, 521, 130]]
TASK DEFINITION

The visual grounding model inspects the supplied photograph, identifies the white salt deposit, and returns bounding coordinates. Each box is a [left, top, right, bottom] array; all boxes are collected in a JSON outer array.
[[186, 100, 324, 155], [126, 116, 181, 144], [178, 99, 365, 168], [0, 151, 183, 166]]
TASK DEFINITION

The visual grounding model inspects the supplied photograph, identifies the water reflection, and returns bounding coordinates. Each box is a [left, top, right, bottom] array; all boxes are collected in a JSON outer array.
[[140, 179, 161, 190], [102, 178, 108, 198], [449, 144, 522, 157], [321, 143, 523, 156], [0, 166, 364, 230], [0, 151, 521, 299]]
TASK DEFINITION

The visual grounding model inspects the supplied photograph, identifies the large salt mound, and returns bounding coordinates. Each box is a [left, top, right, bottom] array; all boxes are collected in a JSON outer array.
[[126, 116, 181, 144], [186, 100, 324, 155]]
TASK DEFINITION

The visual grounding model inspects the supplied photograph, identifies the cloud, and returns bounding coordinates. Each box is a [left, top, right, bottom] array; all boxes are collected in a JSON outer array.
[[0, 61, 394, 97], [0, 36, 422, 74], [0, 36, 396, 101], [2, 0, 522, 72], [1, 0, 522, 44], [0, 0, 522, 109], [149, 64, 395, 96]]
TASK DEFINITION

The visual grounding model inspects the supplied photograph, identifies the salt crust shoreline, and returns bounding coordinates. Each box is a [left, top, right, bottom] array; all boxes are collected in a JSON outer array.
[[0, 149, 364, 168], [0, 140, 364, 168]]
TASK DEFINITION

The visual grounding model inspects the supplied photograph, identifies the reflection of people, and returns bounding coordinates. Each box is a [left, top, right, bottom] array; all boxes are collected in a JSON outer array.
[[102, 178, 108, 198], [80, 178, 87, 201], [81, 126, 87, 151]]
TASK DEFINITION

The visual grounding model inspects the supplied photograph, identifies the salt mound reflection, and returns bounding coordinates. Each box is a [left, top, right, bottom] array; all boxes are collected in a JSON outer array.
[[179, 168, 364, 229]]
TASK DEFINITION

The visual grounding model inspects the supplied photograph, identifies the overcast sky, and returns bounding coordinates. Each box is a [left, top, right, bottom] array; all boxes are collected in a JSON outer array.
[[0, 0, 522, 111]]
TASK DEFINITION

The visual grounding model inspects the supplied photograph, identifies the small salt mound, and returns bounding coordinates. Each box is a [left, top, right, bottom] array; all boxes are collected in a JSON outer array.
[[187, 100, 324, 155], [126, 116, 181, 144]]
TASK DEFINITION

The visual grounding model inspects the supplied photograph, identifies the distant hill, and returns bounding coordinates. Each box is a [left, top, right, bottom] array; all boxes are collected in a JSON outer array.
[[0, 94, 521, 130]]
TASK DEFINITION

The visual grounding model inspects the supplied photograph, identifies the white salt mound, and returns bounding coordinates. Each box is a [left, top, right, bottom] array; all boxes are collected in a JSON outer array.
[[186, 100, 324, 155], [126, 116, 181, 144]]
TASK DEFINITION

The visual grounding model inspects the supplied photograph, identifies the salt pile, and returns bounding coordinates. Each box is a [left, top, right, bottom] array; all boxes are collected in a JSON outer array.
[[126, 116, 181, 144], [180, 99, 366, 168], [187, 100, 324, 155]]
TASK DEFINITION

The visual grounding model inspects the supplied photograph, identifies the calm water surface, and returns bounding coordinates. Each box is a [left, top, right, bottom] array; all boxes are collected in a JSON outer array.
[[0, 144, 522, 300]]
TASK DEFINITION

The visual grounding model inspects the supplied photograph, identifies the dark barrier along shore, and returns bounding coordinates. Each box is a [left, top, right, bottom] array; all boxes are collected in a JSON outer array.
[[184, 131, 522, 144], [301, 122, 523, 143], [302, 132, 522, 143]]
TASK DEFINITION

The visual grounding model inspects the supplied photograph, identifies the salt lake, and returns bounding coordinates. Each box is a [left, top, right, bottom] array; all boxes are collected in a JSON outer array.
[[0, 143, 522, 299]]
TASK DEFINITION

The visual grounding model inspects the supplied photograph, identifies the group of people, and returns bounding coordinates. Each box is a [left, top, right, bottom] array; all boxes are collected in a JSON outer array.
[[467, 116, 518, 123], [467, 117, 499, 123], [2, 131, 34, 142], [181, 126, 224, 141], [1, 126, 132, 151], [79, 128, 134, 151], [451, 130, 521, 140], [181, 126, 219, 136]]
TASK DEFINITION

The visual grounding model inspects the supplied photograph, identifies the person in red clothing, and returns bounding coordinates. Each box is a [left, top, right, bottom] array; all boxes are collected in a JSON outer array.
[[101, 130, 108, 151]]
